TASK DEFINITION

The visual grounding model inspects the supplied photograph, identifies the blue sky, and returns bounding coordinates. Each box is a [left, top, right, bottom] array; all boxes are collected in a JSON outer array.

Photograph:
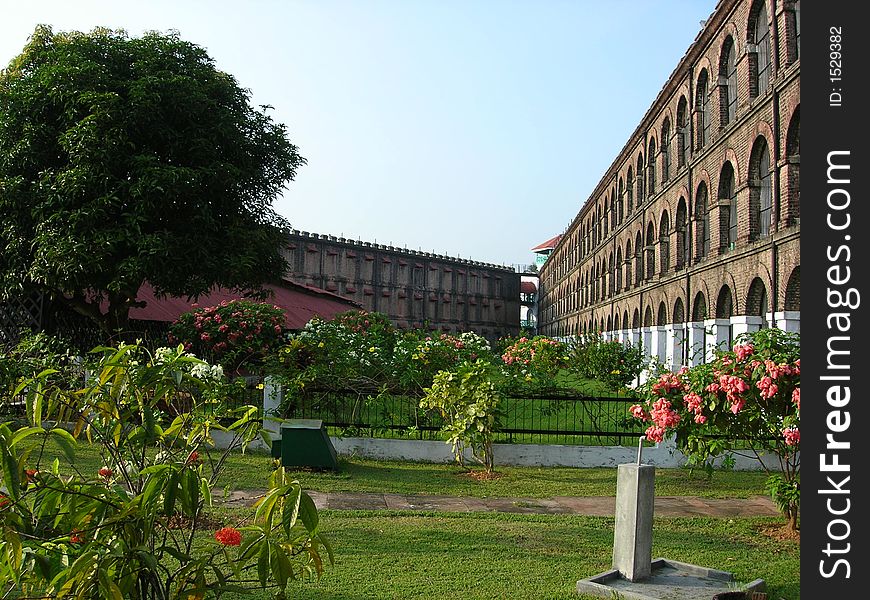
[[1, 0, 718, 268]]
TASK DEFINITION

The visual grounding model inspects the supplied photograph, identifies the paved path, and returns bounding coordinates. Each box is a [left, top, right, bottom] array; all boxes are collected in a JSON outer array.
[[219, 490, 779, 518]]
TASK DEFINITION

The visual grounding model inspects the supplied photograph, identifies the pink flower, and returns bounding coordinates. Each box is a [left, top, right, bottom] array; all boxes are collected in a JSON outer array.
[[791, 387, 800, 412], [644, 425, 666, 443], [733, 343, 754, 361], [630, 404, 649, 420], [783, 427, 800, 446]]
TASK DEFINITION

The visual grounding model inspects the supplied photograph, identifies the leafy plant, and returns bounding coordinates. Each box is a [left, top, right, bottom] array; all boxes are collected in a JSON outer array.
[[0, 342, 330, 598], [420, 360, 503, 473]]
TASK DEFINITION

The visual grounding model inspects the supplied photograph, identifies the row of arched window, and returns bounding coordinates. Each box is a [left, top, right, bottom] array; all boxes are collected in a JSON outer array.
[[545, 265, 799, 338]]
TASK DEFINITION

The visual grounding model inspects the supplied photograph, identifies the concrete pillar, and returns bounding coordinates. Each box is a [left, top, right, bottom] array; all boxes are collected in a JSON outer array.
[[665, 324, 685, 371], [687, 322, 706, 366], [704, 318, 731, 362], [773, 310, 800, 333], [652, 326, 667, 366], [731, 315, 763, 339], [641, 327, 653, 359], [629, 328, 641, 347], [613, 463, 655, 582]]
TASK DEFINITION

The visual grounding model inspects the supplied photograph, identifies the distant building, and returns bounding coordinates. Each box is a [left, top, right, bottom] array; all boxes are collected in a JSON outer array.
[[538, 0, 800, 370], [531, 235, 561, 271], [282, 230, 521, 340]]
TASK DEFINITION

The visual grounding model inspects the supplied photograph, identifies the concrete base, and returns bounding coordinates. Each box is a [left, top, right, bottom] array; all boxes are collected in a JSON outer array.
[[577, 558, 766, 599]]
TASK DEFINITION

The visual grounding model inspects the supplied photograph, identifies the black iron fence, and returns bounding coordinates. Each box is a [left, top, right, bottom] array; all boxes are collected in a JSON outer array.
[[280, 390, 646, 446]]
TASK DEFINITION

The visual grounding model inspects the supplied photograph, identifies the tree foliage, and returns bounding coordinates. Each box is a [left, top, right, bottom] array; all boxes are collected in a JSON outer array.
[[0, 26, 304, 336]]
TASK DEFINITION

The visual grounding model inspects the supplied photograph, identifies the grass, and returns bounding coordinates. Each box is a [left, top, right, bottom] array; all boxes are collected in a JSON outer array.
[[22, 438, 798, 599], [29, 438, 772, 499], [205, 508, 799, 600]]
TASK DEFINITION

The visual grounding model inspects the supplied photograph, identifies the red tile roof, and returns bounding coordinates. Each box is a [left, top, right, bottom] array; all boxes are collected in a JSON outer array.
[[531, 234, 562, 252], [521, 281, 538, 294], [122, 280, 360, 330]]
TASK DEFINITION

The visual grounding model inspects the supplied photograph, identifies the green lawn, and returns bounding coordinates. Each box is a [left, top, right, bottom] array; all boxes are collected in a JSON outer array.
[[23, 438, 798, 599], [207, 509, 799, 600], [31, 439, 771, 499]]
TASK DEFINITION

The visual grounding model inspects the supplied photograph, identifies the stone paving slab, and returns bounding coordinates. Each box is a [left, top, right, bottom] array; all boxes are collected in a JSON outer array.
[[218, 489, 779, 518]]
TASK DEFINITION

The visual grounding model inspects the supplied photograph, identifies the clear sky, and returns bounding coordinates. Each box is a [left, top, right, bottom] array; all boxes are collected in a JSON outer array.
[[1, 0, 718, 268]]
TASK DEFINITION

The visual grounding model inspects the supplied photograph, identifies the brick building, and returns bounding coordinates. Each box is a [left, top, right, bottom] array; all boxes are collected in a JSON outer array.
[[538, 0, 800, 368], [283, 230, 521, 339]]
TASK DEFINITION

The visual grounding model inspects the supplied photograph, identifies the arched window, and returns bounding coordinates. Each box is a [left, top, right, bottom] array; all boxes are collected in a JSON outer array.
[[677, 97, 689, 167], [719, 37, 737, 126], [692, 292, 708, 322], [719, 163, 737, 251], [750, 0, 772, 97], [657, 302, 667, 327], [750, 136, 772, 239], [627, 167, 634, 214], [615, 247, 623, 293], [607, 252, 614, 297], [618, 178, 625, 224], [636, 153, 645, 204], [645, 222, 656, 279], [696, 70, 711, 148], [610, 194, 616, 231], [661, 119, 670, 182], [747, 277, 770, 327], [659, 211, 670, 274], [676, 198, 689, 270], [634, 231, 644, 285], [591, 211, 597, 247], [647, 139, 657, 195], [695, 182, 710, 260], [624, 239, 632, 291]]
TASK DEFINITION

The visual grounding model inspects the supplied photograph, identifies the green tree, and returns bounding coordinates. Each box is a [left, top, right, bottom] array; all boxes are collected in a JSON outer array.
[[0, 26, 304, 338]]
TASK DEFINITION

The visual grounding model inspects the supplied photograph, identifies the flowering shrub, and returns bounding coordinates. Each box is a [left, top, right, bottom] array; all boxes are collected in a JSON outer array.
[[169, 299, 286, 373], [630, 328, 800, 529], [289, 310, 397, 386], [393, 331, 493, 394], [566, 333, 646, 392], [499, 335, 568, 388], [0, 343, 329, 598]]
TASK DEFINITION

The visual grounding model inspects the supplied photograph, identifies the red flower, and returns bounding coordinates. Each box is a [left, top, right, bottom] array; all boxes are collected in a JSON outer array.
[[70, 528, 85, 544], [215, 526, 242, 546], [25, 469, 38, 483], [0, 493, 9, 509], [186, 451, 200, 465], [98, 467, 113, 479]]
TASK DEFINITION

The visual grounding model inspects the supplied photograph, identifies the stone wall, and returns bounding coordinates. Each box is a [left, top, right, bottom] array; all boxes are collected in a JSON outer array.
[[283, 230, 521, 339]]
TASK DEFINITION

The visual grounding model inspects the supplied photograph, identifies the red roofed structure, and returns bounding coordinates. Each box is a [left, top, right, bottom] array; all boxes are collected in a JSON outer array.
[[120, 279, 360, 330], [530, 235, 561, 253]]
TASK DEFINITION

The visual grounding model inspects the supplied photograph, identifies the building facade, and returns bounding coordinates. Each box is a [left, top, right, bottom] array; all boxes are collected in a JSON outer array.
[[538, 0, 800, 368], [283, 230, 521, 340]]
